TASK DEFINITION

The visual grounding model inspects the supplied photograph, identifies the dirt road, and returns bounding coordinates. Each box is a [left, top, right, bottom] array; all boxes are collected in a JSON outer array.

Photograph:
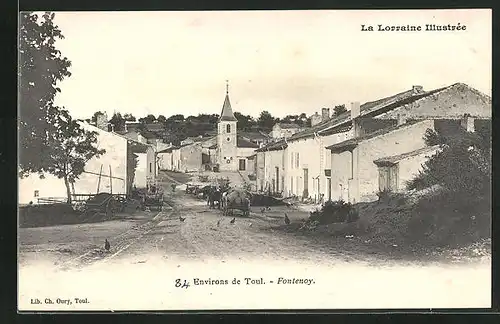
[[18, 173, 492, 310], [19, 172, 491, 269]]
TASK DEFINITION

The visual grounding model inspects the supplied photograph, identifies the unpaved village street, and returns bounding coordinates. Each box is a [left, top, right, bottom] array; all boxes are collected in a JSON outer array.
[[18, 172, 491, 310], [19, 178, 372, 269]]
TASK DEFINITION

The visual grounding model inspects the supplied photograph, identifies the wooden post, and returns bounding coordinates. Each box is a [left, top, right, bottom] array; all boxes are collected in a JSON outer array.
[[96, 165, 103, 194], [109, 165, 113, 194]]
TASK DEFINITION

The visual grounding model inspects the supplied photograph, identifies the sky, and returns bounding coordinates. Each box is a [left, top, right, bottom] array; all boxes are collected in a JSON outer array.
[[48, 9, 492, 120]]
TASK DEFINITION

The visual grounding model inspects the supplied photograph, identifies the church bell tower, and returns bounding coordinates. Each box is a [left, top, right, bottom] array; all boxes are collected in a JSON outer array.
[[217, 80, 238, 171]]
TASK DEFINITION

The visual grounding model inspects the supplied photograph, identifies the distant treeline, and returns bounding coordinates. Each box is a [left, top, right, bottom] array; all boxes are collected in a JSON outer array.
[[90, 105, 347, 145]]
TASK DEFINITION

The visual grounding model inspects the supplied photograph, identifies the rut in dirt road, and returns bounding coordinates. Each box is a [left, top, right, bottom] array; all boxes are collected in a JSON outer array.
[[55, 209, 173, 270]]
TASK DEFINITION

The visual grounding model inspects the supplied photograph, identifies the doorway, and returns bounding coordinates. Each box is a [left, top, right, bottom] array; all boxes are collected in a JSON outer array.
[[378, 165, 399, 192], [239, 159, 246, 171], [275, 167, 280, 192], [303, 168, 309, 198], [327, 178, 332, 201]]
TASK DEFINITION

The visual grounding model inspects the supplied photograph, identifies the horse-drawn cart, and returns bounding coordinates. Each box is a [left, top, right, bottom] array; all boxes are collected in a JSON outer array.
[[141, 184, 164, 211], [81, 193, 126, 220], [222, 189, 251, 217]]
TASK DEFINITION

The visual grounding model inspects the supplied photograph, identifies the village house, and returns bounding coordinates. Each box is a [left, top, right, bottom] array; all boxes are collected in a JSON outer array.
[[18, 119, 157, 205], [326, 82, 491, 203], [269, 122, 303, 140], [157, 145, 174, 171], [255, 82, 491, 203], [255, 139, 288, 194]]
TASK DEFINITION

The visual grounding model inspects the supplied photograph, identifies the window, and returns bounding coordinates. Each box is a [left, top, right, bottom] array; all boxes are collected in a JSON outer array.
[[34, 190, 39, 197], [226, 124, 231, 133], [290, 153, 294, 169], [295, 152, 300, 168], [149, 163, 152, 173]]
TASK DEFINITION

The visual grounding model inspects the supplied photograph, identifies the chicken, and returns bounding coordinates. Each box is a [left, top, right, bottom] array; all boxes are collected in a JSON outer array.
[[284, 213, 290, 225], [261, 207, 266, 214], [267, 206, 271, 211], [217, 220, 221, 227], [179, 216, 186, 222], [104, 239, 110, 252], [230, 217, 235, 224]]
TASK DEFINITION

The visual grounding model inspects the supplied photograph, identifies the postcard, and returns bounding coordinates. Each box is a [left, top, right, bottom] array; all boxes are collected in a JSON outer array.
[[18, 9, 492, 311]]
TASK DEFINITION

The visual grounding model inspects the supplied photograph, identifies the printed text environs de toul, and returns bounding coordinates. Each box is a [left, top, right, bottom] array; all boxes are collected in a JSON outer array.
[[175, 277, 315, 288]]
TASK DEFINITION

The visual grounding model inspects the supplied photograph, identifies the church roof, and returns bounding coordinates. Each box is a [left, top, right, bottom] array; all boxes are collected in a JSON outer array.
[[219, 94, 237, 122]]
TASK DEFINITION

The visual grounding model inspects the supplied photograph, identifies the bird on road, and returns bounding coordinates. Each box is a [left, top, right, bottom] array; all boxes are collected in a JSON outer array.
[[179, 216, 186, 222], [217, 220, 221, 227], [104, 239, 110, 252], [261, 207, 266, 214], [284, 213, 291, 225], [267, 206, 271, 211], [230, 217, 235, 224]]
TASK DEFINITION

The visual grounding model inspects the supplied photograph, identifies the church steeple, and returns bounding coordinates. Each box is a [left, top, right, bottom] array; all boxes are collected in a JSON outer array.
[[219, 80, 237, 122]]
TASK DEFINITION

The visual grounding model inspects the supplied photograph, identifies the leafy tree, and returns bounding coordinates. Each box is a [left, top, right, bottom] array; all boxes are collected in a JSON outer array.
[[139, 114, 156, 124], [122, 113, 136, 122], [407, 123, 491, 197], [41, 109, 106, 203], [19, 12, 107, 203], [333, 104, 347, 116], [157, 115, 167, 124], [166, 114, 185, 123], [91, 111, 105, 123], [19, 12, 72, 174], [257, 110, 276, 131], [109, 112, 125, 131], [234, 112, 256, 131]]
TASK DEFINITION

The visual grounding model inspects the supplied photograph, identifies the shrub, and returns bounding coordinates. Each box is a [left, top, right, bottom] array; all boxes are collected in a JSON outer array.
[[403, 123, 492, 246], [308, 199, 359, 225], [376, 189, 409, 205]]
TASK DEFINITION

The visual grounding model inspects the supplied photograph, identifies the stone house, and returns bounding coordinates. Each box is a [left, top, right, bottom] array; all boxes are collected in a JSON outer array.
[[18, 121, 157, 205], [326, 82, 491, 203], [175, 142, 204, 173], [270, 122, 303, 140], [255, 82, 490, 203], [255, 139, 288, 194], [157, 145, 175, 171]]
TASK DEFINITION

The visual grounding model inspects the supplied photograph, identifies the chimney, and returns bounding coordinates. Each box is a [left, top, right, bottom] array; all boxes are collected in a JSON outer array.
[[396, 113, 407, 126], [412, 85, 424, 94], [310, 112, 322, 127], [460, 113, 475, 132], [351, 102, 360, 119], [95, 112, 108, 131], [351, 102, 361, 137], [321, 108, 330, 121]]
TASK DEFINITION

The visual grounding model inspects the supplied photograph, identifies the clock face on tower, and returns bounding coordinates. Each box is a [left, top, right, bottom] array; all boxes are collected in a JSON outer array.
[[226, 137, 231, 142]]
